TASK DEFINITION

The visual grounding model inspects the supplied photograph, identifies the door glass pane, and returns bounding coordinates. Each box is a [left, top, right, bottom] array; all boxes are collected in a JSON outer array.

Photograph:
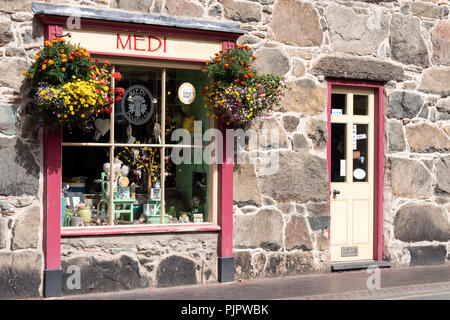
[[331, 123, 346, 182], [352, 124, 368, 182], [353, 95, 368, 115], [331, 93, 346, 115], [113, 65, 162, 144]]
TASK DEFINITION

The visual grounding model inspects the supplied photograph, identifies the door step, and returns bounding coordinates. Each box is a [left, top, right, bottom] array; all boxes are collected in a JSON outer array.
[[331, 260, 391, 271]]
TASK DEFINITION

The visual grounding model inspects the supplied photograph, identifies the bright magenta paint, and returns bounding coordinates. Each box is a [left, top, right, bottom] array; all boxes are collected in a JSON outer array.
[[217, 41, 235, 258], [62, 224, 221, 237], [326, 78, 384, 262], [42, 25, 63, 270]]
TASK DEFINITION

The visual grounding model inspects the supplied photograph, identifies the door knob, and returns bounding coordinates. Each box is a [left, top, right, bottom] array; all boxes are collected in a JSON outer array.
[[332, 189, 340, 196]]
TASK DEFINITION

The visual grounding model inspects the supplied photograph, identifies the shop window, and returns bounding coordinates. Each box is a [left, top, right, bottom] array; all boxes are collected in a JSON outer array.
[[62, 65, 216, 228]]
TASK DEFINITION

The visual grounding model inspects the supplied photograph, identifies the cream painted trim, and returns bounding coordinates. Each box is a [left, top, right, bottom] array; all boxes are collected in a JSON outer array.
[[93, 54, 203, 70]]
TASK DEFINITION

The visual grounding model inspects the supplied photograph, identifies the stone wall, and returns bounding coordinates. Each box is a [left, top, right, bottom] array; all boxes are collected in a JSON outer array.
[[0, 0, 449, 297], [60, 232, 218, 295], [0, 0, 46, 298], [228, 0, 450, 276]]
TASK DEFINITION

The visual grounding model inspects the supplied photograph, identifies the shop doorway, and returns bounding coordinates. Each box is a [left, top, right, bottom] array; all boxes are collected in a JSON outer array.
[[329, 85, 376, 263]]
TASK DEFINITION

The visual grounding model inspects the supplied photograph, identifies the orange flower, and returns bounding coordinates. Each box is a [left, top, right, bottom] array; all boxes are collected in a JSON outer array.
[[59, 38, 66, 43], [242, 74, 248, 79], [48, 60, 54, 65], [61, 67, 66, 72], [252, 55, 257, 59], [61, 50, 65, 54], [205, 61, 209, 66], [236, 44, 241, 49], [224, 63, 230, 69], [240, 61, 244, 66], [104, 59, 111, 65], [22, 70, 28, 76], [61, 58, 67, 63], [42, 64, 47, 70], [240, 81, 246, 86], [28, 74, 33, 79], [202, 69, 206, 73], [35, 55, 40, 60], [44, 40, 52, 46]]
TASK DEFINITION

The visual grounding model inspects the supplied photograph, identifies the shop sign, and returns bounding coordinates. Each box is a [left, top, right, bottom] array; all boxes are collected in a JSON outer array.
[[178, 82, 196, 104], [121, 84, 155, 125], [65, 28, 222, 61]]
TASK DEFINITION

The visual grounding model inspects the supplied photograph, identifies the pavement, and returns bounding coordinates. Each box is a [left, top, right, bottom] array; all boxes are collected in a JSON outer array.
[[57, 264, 450, 300]]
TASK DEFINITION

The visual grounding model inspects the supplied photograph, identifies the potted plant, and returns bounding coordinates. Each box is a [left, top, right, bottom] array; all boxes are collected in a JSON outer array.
[[23, 35, 125, 132], [201, 44, 287, 129]]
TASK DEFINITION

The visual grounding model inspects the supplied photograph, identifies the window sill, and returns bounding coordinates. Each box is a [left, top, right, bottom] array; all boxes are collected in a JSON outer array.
[[61, 223, 221, 237]]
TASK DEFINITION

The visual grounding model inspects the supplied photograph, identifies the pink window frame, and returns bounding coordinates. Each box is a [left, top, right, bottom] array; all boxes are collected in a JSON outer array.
[[41, 21, 237, 272], [326, 79, 384, 261]]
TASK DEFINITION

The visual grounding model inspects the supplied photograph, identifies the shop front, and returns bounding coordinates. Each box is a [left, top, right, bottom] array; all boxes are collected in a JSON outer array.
[[1, 0, 449, 300], [34, 3, 244, 297]]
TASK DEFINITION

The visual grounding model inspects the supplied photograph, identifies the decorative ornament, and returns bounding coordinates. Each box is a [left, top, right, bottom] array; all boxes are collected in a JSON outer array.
[[121, 84, 155, 125], [93, 118, 110, 141]]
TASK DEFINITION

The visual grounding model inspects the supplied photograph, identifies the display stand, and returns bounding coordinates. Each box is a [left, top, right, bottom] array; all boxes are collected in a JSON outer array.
[[101, 172, 135, 222]]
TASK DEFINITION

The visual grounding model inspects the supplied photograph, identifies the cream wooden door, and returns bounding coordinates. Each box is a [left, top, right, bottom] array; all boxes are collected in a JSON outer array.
[[329, 86, 375, 262]]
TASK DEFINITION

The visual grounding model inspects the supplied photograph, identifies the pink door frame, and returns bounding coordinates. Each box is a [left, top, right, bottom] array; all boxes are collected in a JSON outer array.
[[40, 21, 238, 297], [326, 79, 384, 261]]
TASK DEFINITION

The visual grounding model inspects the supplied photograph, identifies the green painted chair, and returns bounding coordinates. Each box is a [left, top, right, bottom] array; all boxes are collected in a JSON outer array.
[[101, 172, 135, 222]]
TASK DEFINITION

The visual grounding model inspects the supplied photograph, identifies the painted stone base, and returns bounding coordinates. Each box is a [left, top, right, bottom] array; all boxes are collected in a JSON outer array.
[[60, 232, 218, 295]]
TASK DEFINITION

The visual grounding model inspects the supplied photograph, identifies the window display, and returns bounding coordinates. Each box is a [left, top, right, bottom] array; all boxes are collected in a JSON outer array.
[[62, 65, 214, 227]]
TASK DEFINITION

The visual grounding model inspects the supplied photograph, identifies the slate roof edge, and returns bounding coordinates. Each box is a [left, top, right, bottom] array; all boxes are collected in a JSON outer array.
[[32, 2, 246, 35]]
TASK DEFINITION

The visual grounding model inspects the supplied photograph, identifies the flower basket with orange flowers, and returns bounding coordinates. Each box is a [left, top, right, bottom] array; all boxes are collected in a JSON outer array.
[[23, 36, 124, 131], [201, 44, 286, 129]]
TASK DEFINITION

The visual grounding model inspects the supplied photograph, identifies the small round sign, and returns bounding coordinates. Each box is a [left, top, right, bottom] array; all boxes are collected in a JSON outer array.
[[121, 84, 155, 125], [353, 168, 366, 180], [178, 82, 196, 105]]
